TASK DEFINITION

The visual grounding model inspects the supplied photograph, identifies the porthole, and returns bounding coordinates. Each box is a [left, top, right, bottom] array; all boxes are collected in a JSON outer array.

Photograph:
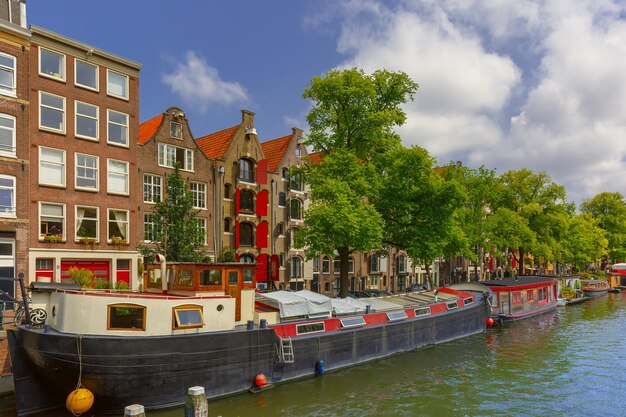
[[217, 304, 224, 312]]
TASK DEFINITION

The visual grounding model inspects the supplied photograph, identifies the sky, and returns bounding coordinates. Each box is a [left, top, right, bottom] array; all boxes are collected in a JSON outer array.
[[28, 0, 626, 206]]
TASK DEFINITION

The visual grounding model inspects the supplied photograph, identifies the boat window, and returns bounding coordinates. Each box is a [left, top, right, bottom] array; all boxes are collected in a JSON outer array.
[[463, 297, 474, 306], [108, 303, 146, 331], [527, 290, 534, 301], [173, 304, 205, 330], [386, 311, 408, 322], [340, 316, 366, 329], [243, 269, 254, 284], [296, 322, 325, 335], [176, 268, 193, 287], [199, 269, 221, 286], [146, 268, 161, 288], [538, 287, 547, 301], [446, 301, 458, 310], [228, 271, 239, 285], [414, 307, 431, 317]]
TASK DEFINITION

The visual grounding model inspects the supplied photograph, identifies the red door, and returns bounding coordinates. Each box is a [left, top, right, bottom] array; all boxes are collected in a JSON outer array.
[[61, 260, 110, 286]]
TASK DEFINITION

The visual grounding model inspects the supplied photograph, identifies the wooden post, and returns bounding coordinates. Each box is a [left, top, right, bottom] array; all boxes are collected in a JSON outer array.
[[185, 386, 208, 417], [124, 404, 146, 417]]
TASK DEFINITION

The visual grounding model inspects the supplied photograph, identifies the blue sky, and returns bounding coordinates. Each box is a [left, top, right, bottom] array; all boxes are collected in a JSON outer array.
[[29, 1, 626, 206]]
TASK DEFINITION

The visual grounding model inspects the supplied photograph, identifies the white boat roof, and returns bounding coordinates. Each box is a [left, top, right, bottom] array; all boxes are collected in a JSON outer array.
[[364, 298, 405, 312], [330, 297, 368, 315], [295, 290, 333, 315], [258, 290, 332, 319]]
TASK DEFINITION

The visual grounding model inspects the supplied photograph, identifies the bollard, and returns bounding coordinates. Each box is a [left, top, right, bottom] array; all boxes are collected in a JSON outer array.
[[246, 320, 254, 330], [185, 386, 208, 417], [124, 404, 146, 417], [260, 319, 267, 328]]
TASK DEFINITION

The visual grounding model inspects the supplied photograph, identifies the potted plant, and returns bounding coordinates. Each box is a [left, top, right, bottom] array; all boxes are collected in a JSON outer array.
[[111, 236, 127, 247], [44, 226, 63, 243], [79, 236, 97, 248]]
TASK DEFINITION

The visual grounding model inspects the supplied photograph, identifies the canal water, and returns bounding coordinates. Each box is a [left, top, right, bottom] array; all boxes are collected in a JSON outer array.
[[2, 293, 625, 417]]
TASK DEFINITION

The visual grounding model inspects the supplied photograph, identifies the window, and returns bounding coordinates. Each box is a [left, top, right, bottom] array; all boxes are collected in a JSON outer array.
[[158, 143, 194, 171], [463, 297, 474, 306], [313, 258, 319, 273], [446, 301, 459, 310], [107, 110, 129, 146], [295, 145, 301, 158], [0, 52, 16, 96], [75, 59, 98, 90], [289, 199, 302, 220], [224, 217, 231, 233], [240, 254, 255, 264], [278, 192, 286, 207], [512, 292, 522, 305], [190, 182, 206, 209], [170, 121, 182, 139], [107, 69, 128, 99], [224, 183, 232, 200], [398, 255, 406, 273], [289, 227, 300, 249], [322, 257, 330, 274], [75, 153, 98, 190], [239, 158, 254, 183], [387, 311, 408, 322], [240, 189, 254, 213], [39, 91, 65, 132], [108, 304, 145, 331], [527, 290, 534, 301], [290, 174, 303, 191], [195, 217, 207, 245], [144, 213, 158, 242], [296, 322, 325, 335], [39, 48, 65, 80], [370, 254, 380, 273], [243, 269, 254, 284], [39, 147, 65, 187], [290, 257, 302, 278], [340, 317, 366, 329], [538, 287, 548, 302], [324, 282, 330, 292], [333, 259, 340, 274], [414, 307, 431, 317], [279, 253, 285, 266], [348, 257, 355, 274], [0, 175, 15, 217], [143, 174, 162, 203], [76, 206, 98, 240], [240, 222, 254, 247], [75, 101, 98, 140], [199, 269, 221, 286], [107, 159, 128, 195], [0, 114, 15, 157], [40, 202, 65, 240], [108, 209, 128, 242], [276, 222, 285, 236], [173, 305, 205, 330], [282, 168, 289, 179]]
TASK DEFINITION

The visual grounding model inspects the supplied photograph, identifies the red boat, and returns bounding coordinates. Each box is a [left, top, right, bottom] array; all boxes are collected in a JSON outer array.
[[581, 279, 609, 297]]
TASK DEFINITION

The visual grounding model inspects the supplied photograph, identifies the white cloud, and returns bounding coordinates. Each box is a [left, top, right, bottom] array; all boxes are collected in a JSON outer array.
[[162, 51, 249, 112]]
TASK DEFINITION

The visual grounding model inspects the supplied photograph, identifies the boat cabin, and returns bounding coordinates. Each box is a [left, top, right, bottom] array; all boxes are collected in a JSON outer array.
[[480, 276, 558, 321], [608, 263, 626, 289]]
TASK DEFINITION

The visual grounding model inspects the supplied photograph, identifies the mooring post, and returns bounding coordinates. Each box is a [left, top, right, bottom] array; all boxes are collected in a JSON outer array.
[[185, 386, 208, 417], [124, 404, 146, 417]]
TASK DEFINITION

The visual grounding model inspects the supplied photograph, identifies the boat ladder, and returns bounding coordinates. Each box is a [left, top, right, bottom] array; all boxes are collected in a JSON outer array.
[[277, 337, 294, 363]]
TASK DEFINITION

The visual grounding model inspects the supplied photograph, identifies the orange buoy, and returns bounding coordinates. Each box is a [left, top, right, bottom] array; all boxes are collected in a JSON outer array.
[[486, 317, 495, 327], [66, 387, 94, 415], [254, 373, 267, 387]]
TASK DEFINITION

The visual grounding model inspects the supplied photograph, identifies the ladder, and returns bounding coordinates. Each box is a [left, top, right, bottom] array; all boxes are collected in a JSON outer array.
[[278, 337, 294, 363]]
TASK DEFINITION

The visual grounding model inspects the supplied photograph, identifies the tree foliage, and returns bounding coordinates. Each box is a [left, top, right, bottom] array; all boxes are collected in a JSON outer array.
[[580, 192, 626, 263]]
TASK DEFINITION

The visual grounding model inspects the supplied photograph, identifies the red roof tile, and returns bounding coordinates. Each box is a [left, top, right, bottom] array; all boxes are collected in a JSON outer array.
[[196, 125, 239, 159], [137, 114, 164, 144], [307, 151, 325, 165], [261, 135, 292, 172]]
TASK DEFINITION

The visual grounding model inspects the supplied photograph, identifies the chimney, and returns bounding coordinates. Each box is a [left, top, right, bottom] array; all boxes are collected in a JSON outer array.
[[19, 0, 26, 28]]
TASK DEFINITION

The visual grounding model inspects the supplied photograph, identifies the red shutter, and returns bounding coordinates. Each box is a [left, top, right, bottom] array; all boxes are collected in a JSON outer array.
[[256, 253, 268, 283], [235, 187, 241, 214], [256, 221, 268, 249], [256, 190, 268, 217], [235, 220, 240, 248], [257, 159, 268, 185], [235, 253, 240, 262], [270, 255, 280, 281]]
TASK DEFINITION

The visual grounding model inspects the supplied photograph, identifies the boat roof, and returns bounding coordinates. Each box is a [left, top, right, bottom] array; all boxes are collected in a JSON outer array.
[[480, 276, 556, 288]]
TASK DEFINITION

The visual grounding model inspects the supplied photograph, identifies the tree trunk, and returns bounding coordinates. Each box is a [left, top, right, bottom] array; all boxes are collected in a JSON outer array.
[[425, 262, 435, 289], [338, 246, 350, 298], [518, 247, 525, 275]]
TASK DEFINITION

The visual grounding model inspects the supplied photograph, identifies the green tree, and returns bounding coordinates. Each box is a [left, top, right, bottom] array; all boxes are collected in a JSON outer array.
[[580, 192, 626, 263], [560, 213, 608, 272], [138, 164, 206, 263]]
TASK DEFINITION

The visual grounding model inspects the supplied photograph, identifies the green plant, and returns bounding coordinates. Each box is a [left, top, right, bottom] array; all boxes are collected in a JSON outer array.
[[79, 237, 97, 247], [44, 234, 62, 243], [68, 267, 94, 288], [560, 286, 576, 299], [94, 279, 111, 290], [114, 281, 129, 291], [111, 236, 127, 246], [217, 247, 237, 262]]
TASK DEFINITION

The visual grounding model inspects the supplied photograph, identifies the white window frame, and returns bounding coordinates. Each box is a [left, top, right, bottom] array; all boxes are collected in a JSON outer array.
[[39, 91, 66, 133], [38, 146, 66, 187], [107, 208, 129, 242], [75, 101, 99, 140], [107, 159, 129, 195], [107, 109, 129, 147], [74, 59, 99, 91], [39, 47, 65, 81], [170, 121, 182, 139], [195, 217, 207, 245], [107, 69, 128, 100], [0, 52, 16, 97], [143, 174, 162, 203], [0, 174, 15, 217], [144, 212, 157, 242], [190, 182, 207, 209], [158, 143, 194, 172], [0, 113, 16, 158], [39, 202, 65, 241], [75, 153, 99, 191], [75, 205, 99, 241]]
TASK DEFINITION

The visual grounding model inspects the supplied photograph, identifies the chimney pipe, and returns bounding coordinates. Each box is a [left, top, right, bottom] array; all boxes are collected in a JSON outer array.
[[19, 0, 26, 29]]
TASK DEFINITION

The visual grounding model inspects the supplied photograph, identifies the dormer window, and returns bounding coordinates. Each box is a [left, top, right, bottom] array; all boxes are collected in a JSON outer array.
[[170, 121, 182, 139], [295, 145, 301, 158]]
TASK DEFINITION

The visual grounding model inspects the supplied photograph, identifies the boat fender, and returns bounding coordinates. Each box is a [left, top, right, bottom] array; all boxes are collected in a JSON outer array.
[[486, 317, 494, 327], [254, 373, 267, 387], [66, 387, 94, 415], [315, 358, 325, 375]]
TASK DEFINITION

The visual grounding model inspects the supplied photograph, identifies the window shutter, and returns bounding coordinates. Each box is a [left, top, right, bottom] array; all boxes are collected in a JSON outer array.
[[255, 253, 268, 282], [256, 221, 268, 249], [235, 187, 241, 214], [256, 190, 268, 216], [256, 159, 268, 185], [235, 220, 240, 248]]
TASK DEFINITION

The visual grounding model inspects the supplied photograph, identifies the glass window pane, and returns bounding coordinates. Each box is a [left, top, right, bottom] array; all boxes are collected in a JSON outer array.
[[76, 60, 97, 89], [107, 71, 128, 98], [40, 49, 64, 78]]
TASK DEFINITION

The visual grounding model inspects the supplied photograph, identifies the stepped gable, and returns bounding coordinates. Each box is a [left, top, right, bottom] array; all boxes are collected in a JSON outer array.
[[261, 135, 292, 172], [196, 125, 239, 158], [138, 114, 164, 144]]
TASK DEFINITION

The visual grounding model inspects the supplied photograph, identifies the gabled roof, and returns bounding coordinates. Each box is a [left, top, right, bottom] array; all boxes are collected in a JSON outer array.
[[261, 135, 291, 172], [195, 125, 238, 159], [137, 114, 164, 144]]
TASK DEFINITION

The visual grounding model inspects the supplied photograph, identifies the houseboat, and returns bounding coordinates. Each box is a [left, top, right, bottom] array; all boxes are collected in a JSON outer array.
[[607, 263, 626, 290], [581, 279, 610, 297], [477, 276, 558, 323], [556, 276, 590, 306], [8, 259, 489, 416]]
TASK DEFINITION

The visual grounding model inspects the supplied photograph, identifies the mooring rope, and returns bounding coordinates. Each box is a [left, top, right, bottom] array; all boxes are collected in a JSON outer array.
[[71, 334, 84, 417]]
